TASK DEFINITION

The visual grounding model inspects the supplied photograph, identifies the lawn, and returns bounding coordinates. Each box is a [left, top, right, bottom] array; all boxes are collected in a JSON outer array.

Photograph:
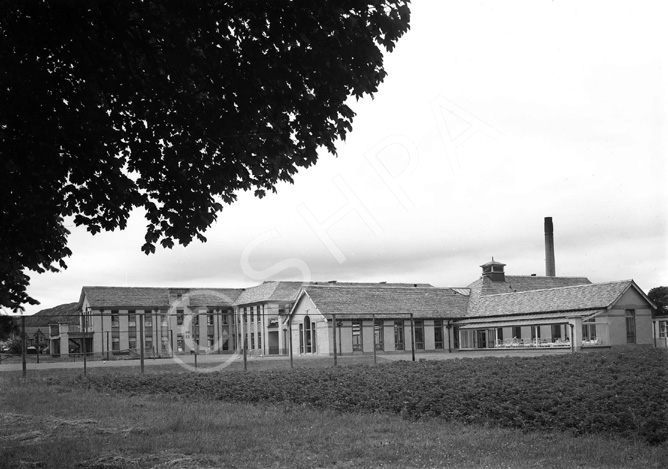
[[1, 347, 667, 468]]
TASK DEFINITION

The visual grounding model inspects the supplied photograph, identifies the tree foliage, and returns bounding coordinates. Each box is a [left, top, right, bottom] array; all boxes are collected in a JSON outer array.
[[0, 315, 18, 341], [648, 286, 668, 316], [0, 1, 411, 310]]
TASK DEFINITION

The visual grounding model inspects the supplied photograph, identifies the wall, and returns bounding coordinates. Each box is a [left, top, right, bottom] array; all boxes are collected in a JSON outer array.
[[604, 287, 653, 346]]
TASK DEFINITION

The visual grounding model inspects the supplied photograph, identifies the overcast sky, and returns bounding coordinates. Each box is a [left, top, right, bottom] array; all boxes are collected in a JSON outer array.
[[18, 1, 667, 315]]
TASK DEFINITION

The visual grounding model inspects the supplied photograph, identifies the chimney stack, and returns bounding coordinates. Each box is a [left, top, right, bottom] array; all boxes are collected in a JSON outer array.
[[544, 217, 556, 276]]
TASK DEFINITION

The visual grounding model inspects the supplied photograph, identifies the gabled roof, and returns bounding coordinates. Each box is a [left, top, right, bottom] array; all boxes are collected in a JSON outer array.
[[25, 302, 80, 327], [233, 281, 305, 305], [296, 285, 469, 319], [80, 286, 242, 310], [233, 281, 434, 306], [465, 280, 641, 318]]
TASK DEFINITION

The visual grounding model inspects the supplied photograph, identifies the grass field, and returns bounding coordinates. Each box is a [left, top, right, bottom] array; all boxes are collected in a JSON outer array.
[[1, 348, 667, 468]]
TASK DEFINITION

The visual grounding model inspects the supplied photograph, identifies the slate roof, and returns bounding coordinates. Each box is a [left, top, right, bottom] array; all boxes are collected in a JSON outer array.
[[467, 275, 592, 299], [233, 281, 434, 306], [466, 280, 635, 318], [188, 288, 244, 307], [24, 302, 80, 327], [298, 285, 469, 319], [456, 310, 601, 328], [233, 282, 302, 305], [80, 286, 242, 309]]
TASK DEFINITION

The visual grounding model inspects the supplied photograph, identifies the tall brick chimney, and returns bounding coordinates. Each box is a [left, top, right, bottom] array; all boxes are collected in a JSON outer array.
[[544, 217, 556, 276]]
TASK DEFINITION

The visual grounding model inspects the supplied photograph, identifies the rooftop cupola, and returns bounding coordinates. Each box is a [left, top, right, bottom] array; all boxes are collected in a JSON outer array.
[[481, 258, 506, 282]]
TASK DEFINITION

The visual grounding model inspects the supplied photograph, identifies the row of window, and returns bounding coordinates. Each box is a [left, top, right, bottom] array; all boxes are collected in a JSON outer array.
[[341, 319, 446, 353], [108, 310, 232, 328]]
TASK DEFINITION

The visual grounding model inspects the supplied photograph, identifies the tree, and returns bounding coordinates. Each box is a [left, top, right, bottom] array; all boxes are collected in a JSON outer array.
[[0, 314, 18, 341], [0, 1, 412, 310], [648, 286, 668, 317]]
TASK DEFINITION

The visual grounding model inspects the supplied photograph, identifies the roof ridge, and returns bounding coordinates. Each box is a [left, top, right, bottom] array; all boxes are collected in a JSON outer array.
[[303, 284, 446, 291], [479, 279, 632, 298], [505, 275, 591, 279]]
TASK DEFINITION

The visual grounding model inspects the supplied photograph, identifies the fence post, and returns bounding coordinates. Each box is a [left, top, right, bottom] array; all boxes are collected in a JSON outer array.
[[372, 314, 377, 365], [243, 312, 247, 371], [332, 315, 337, 367], [82, 309, 87, 375], [288, 316, 293, 369], [21, 315, 27, 378], [410, 314, 415, 362], [139, 312, 145, 374]]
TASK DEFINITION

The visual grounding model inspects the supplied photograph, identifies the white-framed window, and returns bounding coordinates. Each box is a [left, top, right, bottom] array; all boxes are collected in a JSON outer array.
[[394, 320, 404, 350], [128, 311, 136, 328], [414, 320, 424, 350], [626, 309, 636, 344], [660, 321, 668, 338], [352, 320, 362, 351], [434, 319, 443, 349]]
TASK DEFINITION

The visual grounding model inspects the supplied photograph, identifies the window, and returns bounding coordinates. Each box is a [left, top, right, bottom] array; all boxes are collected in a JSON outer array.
[[310, 322, 316, 352], [476, 330, 487, 349], [512, 326, 521, 338], [128, 311, 136, 328], [128, 338, 137, 350], [434, 320, 443, 349], [250, 306, 254, 322], [177, 335, 184, 352], [222, 312, 229, 325], [352, 320, 363, 351], [582, 318, 597, 342], [145, 337, 153, 350], [161, 337, 170, 353], [551, 324, 562, 340], [177, 309, 184, 326], [145, 316, 152, 327], [250, 333, 255, 349], [660, 321, 668, 338], [208, 335, 215, 349], [161, 313, 168, 326], [374, 319, 384, 350], [258, 332, 262, 350], [300, 316, 315, 354], [111, 311, 119, 328], [626, 309, 636, 344], [394, 320, 404, 350], [414, 320, 424, 350], [207, 311, 214, 326], [112, 337, 120, 351], [193, 314, 199, 326]]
